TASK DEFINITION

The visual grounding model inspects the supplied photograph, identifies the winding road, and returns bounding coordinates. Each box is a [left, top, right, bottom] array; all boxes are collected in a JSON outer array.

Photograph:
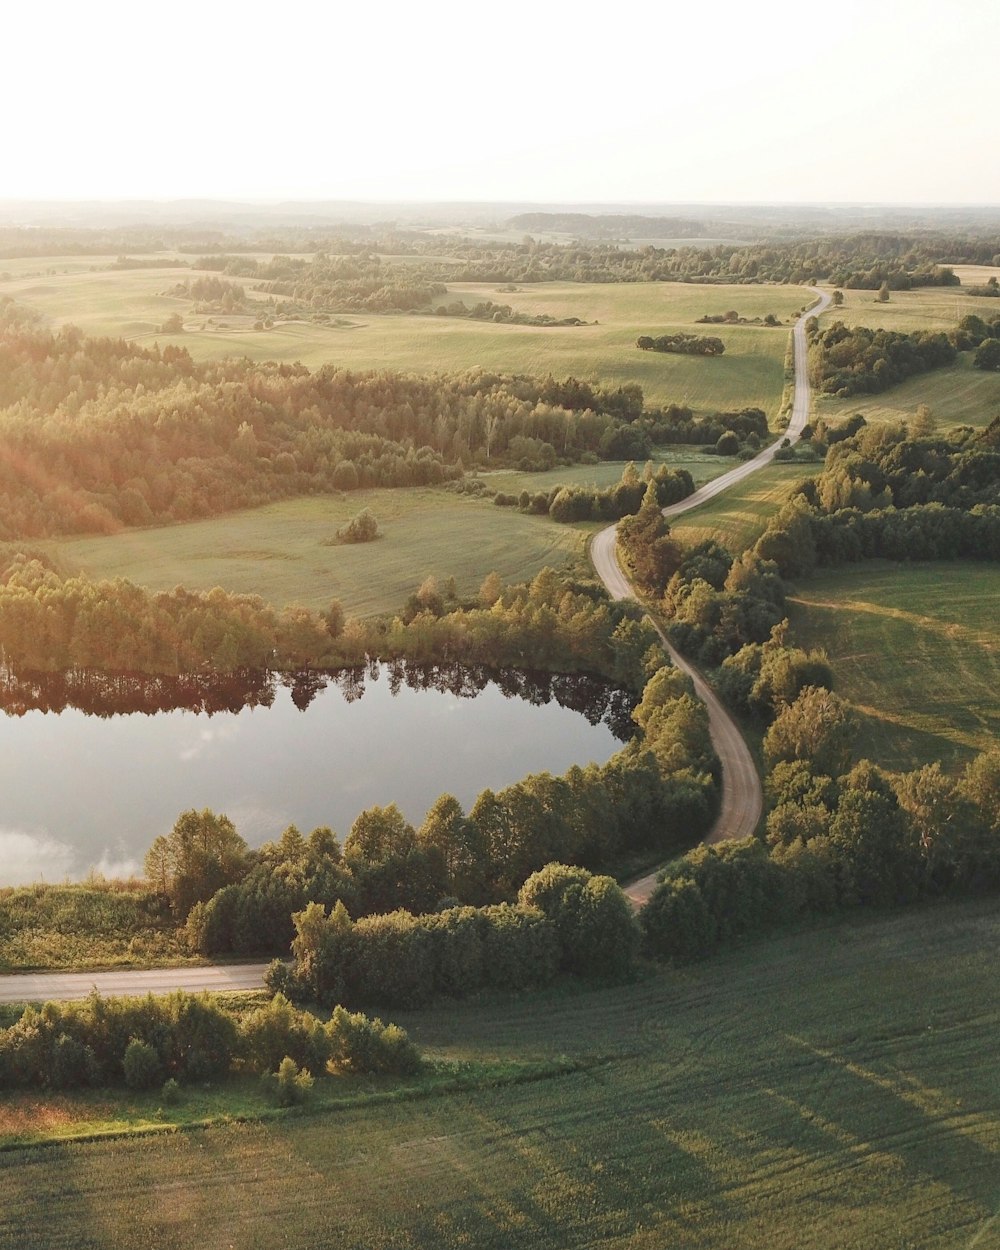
[[0, 291, 829, 1003], [593, 288, 829, 905]]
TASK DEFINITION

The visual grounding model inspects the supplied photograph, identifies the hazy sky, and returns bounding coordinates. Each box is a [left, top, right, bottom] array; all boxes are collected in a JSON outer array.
[[4, 0, 998, 204]]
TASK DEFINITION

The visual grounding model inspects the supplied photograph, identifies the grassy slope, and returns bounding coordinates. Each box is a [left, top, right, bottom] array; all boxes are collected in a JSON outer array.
[[2, 898, 998, 1248], [814, 352, 1000, 431], [786, 561, 1000, 772], [0, 263, 809, 415]]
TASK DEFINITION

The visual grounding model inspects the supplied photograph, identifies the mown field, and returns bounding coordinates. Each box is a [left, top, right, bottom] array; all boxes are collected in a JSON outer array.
[[2, 897, 998, 1248], [819, 277, 999, 335], [787, 561, 1000, 771], [0, 261, 810, 416]]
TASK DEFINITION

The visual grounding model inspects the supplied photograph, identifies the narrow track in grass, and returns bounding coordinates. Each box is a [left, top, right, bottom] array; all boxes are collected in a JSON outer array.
[[0, 295, 829, 1002], [592, 290, 830, 906]]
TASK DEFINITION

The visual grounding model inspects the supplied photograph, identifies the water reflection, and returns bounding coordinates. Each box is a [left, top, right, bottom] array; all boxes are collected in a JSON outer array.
[[0, 662, 637, 741], [0, 662, 635, 883]]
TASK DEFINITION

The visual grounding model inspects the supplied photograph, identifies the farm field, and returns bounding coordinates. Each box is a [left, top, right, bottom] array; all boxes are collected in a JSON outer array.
[[46, 488, 593, 615], [0, 261, 811, 416], [2, 897, 998, 1248], [481, 446, 732, 496], [786, 562, 1000, 771]]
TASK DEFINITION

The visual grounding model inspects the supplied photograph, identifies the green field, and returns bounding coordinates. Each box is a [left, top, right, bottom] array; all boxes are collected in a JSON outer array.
[[482, 446, 732, 496], [47, 488, 593, 615], [667, 458, 816, 554], [0, 261, 811, 416], [818, 279, 998, 336], [787, 562, 1000, 771], [2, 897, 999, 1248], [814, 352, 1000, 431]]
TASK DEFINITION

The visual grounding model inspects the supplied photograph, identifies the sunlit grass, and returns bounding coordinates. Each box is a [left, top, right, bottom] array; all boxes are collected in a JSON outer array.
[[787, 561, 1000, 770]]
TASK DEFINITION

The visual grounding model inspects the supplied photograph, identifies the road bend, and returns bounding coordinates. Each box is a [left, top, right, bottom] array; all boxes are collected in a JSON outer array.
[[0, 295, 829, 1000], [595, 290, 830, 907]]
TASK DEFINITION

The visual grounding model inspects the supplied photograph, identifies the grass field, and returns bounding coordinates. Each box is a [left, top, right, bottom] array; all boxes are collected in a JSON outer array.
[[787, 562, 1000, 771], [814, 352, 1000, 431], [0, 260, 811, 417], [2, 897, 998, 1248], [47, 488, 594, 615], [667, 457, 817, 554], [818, 278, 999, 336]]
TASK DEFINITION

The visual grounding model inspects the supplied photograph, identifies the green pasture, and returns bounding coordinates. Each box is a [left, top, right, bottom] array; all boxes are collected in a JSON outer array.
[[667, 459, 814, 553], [814, 352, 1000, 431], [46, 488, 592, 615], [2, 897, 998, 1248], [817, 279, 997, 335], [787, 561, 1000, 771], [0, 263, 810, 417]]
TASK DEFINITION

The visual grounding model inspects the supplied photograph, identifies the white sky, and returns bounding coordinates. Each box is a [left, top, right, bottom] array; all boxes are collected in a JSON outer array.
[[2, 0, 998, 205]]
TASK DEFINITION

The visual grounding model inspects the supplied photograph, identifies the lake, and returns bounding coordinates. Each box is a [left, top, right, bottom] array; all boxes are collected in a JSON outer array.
[[0, 662, 634, 885]]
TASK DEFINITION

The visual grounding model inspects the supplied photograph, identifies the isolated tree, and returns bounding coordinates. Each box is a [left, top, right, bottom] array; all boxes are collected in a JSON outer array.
[[831, 290, 844, 306], [875, 282, 891, 303]]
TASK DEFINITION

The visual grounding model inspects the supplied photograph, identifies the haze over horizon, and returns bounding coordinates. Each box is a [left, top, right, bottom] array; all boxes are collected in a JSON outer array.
[[5, 0, 998, 207]]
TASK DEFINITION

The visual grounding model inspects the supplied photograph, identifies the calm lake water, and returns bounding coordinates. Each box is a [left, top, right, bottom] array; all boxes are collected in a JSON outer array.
[[0, 663, 633, 885]]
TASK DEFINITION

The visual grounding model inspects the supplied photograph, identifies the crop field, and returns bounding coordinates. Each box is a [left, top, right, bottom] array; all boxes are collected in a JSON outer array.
[[814, 352, 1000, 431], [0, 260, 811, 417], [47, 488, 594, 615], [787, 561, 1000, 771], [666, 457, 816, 554], [2, 897, 998, 1248]]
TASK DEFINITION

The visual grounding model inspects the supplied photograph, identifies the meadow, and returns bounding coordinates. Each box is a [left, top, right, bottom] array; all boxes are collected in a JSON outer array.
[[2, 896, 998, 1248], [46, 488, 593, 615], [813, 352, 1000, 431], [0, 260, 809, 415], [46, 451, 731, 614], [786, 561, 1000, 771]]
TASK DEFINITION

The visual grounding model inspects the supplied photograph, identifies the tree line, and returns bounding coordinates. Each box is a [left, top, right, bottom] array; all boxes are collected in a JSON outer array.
[[0, 989, 419, 1092]]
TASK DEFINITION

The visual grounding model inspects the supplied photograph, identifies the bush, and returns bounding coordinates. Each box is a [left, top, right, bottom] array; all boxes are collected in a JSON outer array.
[[273, 1055, 314, 1106], [337, 509, 379, 543], [123, 1037, 162, 1090]]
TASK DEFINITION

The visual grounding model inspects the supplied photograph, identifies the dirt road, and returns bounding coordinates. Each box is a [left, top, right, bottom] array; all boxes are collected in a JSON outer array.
[[594, 290, 830, 905]]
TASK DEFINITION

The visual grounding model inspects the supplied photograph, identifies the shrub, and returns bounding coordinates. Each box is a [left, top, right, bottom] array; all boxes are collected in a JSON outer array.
[[123, 1037, 162, 1090], [273, 1055, 314, 1106], [337, 508, 379, 543]]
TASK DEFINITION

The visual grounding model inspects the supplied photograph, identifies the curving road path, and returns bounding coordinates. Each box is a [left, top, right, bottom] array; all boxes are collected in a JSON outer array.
[[593, 289, 830, 905], [0, 292, 829, 1002]]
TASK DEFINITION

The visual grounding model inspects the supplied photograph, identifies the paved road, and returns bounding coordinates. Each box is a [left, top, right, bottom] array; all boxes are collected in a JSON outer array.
[[0, 962, 272, 1005], [0, 293, 829, 1000], [594, 290, 830, 906]]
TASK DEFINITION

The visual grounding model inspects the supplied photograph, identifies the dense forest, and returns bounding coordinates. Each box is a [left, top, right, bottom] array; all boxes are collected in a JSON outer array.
[[0, 300, 655, 537]]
